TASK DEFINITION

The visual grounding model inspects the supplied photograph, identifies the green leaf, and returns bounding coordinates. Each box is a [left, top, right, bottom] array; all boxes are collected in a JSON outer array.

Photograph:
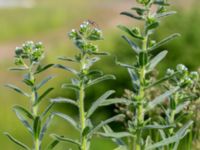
[[118, 25, 143, 40], [122, 36, 141, 54], [58, 56, 79, 63], [62, 83, 80, 92], [23, 79, 34, 87], [41, 103, 55, 118], [9, 66, 28, 71], [120, 11, 143, 20], [90, 52, 109, 56], [86, 90, 115, 118], [156, 11, 177, 18], [100, 98, 132, 107], [53, 112, 80, 131], [143, 124, 175, 130], [13, 105, 34, 120], [35, 64, 54, 74], [103, 125, 126, 146], [33, 116, 41, 139], [34, 88, 54, 106], [88, 114, 125, 138], [40, 115, 54, 141], [148, 50, 168, 72], [148, 33, 181, 51], [13, 108, 33, 134], [146, 87, 179, 112], [86, 75, 116, 88], [175, 101, 190, 114], [97, 132, 133, 138], [146, 22, 159, 32], [36, 76, 54, 90], [139, 52, 148, 67], [145, 121, 193, 150], [51, 134, 81, 147], [51, 97, 78, 107], [45, 139, 60, 150], [115, 58, 136, 70], [128, 68, 140, 94], [55, 64, 78, 75], [131, 7, 148, 15], [4, 132, 31, 150], [5, 84, 29, 97]]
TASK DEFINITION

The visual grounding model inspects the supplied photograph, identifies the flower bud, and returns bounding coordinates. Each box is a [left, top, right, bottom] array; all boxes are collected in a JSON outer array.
[[190, 71, 199, 80], [166, 68, 174, 76], [176, 64, 188, 73]]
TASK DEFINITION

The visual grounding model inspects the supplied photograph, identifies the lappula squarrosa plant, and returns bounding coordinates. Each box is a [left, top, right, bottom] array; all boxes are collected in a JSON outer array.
[[50, 21, 125, 150], [156, 65, 200, 150], [4, 41, 58, 150], [101, 0, 200, 150]]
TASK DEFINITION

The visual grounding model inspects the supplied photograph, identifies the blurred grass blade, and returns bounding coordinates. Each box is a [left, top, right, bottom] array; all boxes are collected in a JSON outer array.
[[4, 132, 31, 150]]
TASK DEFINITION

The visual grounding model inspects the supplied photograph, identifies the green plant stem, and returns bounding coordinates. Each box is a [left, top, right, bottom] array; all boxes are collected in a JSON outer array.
[[79, 83, 87, 150], [29, 69, 40, 150]]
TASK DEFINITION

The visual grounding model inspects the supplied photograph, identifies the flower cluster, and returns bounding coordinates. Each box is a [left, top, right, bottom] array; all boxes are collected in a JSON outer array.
[[166, 64, 199, 87], [15, 41, 44, 65], [68, 21, 103, 53]]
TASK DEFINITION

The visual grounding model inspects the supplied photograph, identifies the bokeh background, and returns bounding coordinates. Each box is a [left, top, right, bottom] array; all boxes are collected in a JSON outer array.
[[0, 0, 200, 149]]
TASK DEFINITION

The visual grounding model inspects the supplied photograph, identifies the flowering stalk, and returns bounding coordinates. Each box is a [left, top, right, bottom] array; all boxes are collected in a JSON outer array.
[[5, 41, 57, 150], [51, 21, 124, 150]]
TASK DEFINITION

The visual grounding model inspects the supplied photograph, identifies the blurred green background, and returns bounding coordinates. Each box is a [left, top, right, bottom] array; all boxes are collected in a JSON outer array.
[[0, 0, 200, 149]]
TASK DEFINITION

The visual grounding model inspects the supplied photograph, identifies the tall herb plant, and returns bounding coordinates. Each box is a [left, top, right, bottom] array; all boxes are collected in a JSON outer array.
[[101, 0, 200, 150], [50, 21, 124, 150], [4, 41, 57, 150]]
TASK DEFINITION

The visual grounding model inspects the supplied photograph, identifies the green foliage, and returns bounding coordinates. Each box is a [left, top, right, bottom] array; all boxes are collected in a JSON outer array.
[[5, 42, 56, 150]]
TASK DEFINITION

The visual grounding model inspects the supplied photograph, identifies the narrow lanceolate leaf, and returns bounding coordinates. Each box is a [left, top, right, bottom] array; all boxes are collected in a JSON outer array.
[[51, 97, 78, 107], [146, 87, 179, 112], [97, 132, 133, 139], [128, 68, 140, 94], [86, 75, 116, 88], [156, 11, 176, 19], [146, 22, 159, 32], [120, 11, 143, 20], [53, 112, 79, 131], [41, 103, 55, 118], [13, 105, 34, 120], [51, 134, 81, 147], [115, 58, 136, 70], [34, 88, 54, 106], [40, 115, 54, 141], [33, 116, 41, 139], [86, 90, 115, 118], [45, 139, 60, 150], [122, 35, 141, 54], [36, 76, 54, 90], [143, 124, 175, 130], [100, 98, 132, 107], [4, 132, 31, 150], [62, 83, 80, 92], [58, 56, 79, 63], [9, 66, 28, 71], [13, 109, 33, 134], [35, 64, 54, 74], [5, 84, 29, 97], [103, 125, 126, 146], [88, 114, 125, 138], [117, 25, 143, 40], [145, 121, 193, 150], [148, 50, 168, 72], [148, 33, 181, 51], [54, 64, 78, 75]]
